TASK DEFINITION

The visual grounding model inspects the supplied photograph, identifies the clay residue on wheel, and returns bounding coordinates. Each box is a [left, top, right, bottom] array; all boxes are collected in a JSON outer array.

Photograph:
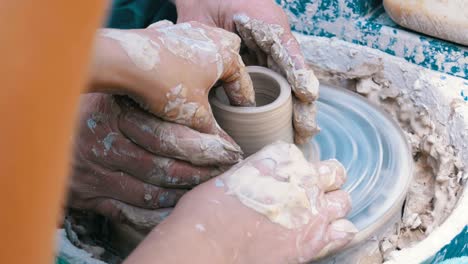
[[298, 37, 466, 263], [353, 76, 463, 258], [306, 42, 465, 261]]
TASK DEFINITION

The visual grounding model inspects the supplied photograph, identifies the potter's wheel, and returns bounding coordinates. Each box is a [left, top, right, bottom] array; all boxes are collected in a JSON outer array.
[[303, 84, 413, 240]]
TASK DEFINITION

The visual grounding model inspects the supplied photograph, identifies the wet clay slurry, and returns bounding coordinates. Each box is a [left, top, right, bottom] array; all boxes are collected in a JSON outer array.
[[210, 66, 294, 156]]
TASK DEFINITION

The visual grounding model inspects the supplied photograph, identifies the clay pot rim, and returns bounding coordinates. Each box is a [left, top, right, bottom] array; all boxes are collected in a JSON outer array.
[[210, 66, 291, 114]]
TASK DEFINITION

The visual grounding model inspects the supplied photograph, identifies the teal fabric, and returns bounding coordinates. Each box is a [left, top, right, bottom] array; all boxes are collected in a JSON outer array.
[[424, 226, 468, 263], [55, 257, 69, 264], [106, 0, 177, 29], [439, 257, 468, 264]]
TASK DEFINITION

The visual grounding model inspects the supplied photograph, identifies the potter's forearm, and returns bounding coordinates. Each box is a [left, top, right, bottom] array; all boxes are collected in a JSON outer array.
[[87, 34, 143, 95], [125, 213, 227, 264]]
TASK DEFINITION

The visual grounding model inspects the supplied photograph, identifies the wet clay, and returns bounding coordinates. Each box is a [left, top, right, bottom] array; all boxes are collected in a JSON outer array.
[[222, 142, 320, 229], [220, 142, 356, 261], [210, 66, 294, 156]]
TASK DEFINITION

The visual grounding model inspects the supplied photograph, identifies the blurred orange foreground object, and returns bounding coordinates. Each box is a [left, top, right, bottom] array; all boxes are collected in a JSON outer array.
[[0, 1, 106, 263]]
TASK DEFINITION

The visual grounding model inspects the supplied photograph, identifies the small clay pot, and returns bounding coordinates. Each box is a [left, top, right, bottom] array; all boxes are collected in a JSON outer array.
[[210, 66, 294, 156]]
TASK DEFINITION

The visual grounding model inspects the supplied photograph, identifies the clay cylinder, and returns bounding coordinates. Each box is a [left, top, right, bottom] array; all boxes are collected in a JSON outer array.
[[210, 66, 293, 156]]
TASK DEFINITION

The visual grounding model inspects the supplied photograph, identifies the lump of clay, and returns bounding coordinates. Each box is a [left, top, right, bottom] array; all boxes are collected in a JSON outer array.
[[383, 0, 468, 45]]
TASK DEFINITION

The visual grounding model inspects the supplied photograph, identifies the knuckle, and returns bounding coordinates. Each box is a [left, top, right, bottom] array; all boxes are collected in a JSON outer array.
[[151, 119, 170, 137]]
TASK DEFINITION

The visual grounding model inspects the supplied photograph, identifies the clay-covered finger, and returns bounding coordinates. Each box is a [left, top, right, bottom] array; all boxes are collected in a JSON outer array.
[[324, 190, 352, 220], [293, 98, 320, 144], [275, 31, 319, 102], [219, 39, 256, 106], [233, 14, 319, 102], [98, 170, 185, 209], [135, 158, 223, 188], [118, 96, 242, 160], [92, 198, 173, 229], [313, 219, 357, 260], [222, 63, 256, 107], [118, 104, 242, 166], [86, 130, 222, 187], [234, 16, 268, 66], [267, 55, 284, 75], [313, 159, 347, 192]]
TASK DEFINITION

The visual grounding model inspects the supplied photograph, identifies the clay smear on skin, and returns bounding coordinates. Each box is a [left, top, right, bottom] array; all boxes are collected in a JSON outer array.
[[164, 84, 201, 125], [155, 23, 224, 80], [148, 117, 241, 166], [157, 129, 241, 166], [353, 76, 463, 257], [222, 143, 324, 229], [100, 29, 160, 71], [162, 84, 212, 137]]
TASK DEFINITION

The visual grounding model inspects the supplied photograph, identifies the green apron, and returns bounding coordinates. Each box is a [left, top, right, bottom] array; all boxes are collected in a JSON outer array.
[[106, 0, 177, 29]]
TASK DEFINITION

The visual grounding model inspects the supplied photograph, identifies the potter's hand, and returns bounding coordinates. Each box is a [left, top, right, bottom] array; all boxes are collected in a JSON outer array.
[[90, 21, 254, 138], [176, 0, 320, 144], [69, 94, 241, 228], [126, 142, 356, 264]]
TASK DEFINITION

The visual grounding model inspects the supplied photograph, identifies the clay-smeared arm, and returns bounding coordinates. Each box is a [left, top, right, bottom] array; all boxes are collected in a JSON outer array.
[[125, 142, 356, 264]]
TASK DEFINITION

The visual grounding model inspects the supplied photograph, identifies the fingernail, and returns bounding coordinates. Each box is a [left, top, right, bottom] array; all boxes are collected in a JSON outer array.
[[331, 219, 358, 234], [215, 127, 243, 151], [233, 13, 250, 24], [219, 136, 242, 152], [225, 149, 243, 163], [217, 137, 244, 163], [190, 135, 242, 166]]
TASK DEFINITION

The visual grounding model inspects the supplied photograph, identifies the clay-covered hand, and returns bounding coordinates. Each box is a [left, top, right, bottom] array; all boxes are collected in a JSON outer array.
[[176, 0, 320, 144], [91, 20, 254, 137], [127, 142, 356, 263], [69, 94, 242, 229]]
